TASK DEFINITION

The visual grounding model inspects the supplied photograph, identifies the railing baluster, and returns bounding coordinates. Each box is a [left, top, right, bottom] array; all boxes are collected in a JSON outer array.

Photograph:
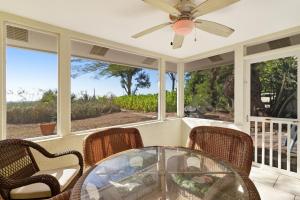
[[278, 123, 282, 170], [287, 123, 291, 172], [262, 121, 265, 165], [297, 122, 300, 174], [270, 122, 273, 167], [250, 118, 299, 175], [255, 120, 258, 163]]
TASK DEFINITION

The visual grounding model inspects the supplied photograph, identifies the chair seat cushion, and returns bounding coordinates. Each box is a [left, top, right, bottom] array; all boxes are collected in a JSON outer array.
[[10, 165, 80, 199]]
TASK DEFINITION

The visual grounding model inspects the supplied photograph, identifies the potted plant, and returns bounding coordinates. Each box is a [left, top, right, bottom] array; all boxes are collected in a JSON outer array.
[[40, 115, 56, 136]]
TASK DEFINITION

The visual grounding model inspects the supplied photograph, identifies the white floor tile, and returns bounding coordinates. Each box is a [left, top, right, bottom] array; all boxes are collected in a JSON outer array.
[[274, 175, 300, 196], [254, 181, 295, 200], [250, 166, 280, 187]]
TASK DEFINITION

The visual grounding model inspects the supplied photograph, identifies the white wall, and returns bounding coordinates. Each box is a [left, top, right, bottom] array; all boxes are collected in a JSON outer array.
[[33, 118, 182, 170], [33, 117, 245, 170], [180, 118, 243, 147]]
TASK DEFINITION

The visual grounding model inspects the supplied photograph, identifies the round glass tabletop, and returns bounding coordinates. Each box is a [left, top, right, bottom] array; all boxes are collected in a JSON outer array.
[[79, 147, 249, 200]]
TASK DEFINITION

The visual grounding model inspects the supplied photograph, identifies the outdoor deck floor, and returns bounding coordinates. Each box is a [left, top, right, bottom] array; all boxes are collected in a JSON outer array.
[[250, 165, 300, 200]]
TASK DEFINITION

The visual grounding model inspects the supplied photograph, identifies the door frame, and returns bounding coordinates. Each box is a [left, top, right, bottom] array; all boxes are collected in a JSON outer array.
[[244, 48, 300, 176], [244, 49, 300, 130]]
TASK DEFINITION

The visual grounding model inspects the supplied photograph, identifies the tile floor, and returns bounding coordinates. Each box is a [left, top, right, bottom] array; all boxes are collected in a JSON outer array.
[[250, 166, 300, 200]]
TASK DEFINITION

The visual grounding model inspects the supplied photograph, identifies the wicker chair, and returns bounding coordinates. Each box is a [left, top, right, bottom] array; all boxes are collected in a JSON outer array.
[[83, 127, 144, 167], [240, 174, 261, 200], [47, 190, 71, 200], [0, 139, 83, 200], [188, 126, 253, 175]]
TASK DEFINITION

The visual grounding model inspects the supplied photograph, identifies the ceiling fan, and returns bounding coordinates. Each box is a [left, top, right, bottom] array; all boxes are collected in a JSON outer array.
[[132, 0, 239, 49]]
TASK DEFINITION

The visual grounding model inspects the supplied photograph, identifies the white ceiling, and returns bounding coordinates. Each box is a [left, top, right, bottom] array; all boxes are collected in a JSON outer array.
[[0, 0, 299, 58]]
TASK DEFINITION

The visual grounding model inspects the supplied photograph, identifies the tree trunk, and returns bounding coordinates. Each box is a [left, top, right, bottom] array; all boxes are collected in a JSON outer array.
[[167, 72, 176, 92], [224, 74, 234, 107], [271, 73, 286, 116], [210, 68, 218, 108], [171, 79, 175, 92], [251, 66, 266, 116], [124, 74, 133, 96]]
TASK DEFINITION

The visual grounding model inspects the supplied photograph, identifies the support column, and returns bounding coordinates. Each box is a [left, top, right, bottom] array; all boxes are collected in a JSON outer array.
[[234, 45, 246, 131], [177, 63, 185, 118], [58, 34, 71, 137], [0, 19, 6, 139], [158, 58, 166, 121]]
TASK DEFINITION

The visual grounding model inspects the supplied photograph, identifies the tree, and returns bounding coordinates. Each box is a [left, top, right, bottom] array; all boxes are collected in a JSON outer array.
[[167, 72, 176, 92], [71, 58, 151, 96], [40, 90, 57, 103], [184, 64, 234, 111], [251, 57, 297, 118]]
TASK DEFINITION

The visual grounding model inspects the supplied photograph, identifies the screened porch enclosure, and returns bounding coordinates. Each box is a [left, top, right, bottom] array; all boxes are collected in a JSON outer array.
[[3, 23, 300, 179], [0, 11, 300, 189]]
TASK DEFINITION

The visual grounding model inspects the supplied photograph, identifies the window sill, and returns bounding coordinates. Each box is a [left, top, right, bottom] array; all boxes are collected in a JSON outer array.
[[22, 118, 182, 143], [26, 134, 62, 143], [71, 119, 169, 136]]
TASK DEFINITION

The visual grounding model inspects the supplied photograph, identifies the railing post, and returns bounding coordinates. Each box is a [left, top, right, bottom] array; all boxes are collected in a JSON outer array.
[[297, 54, 300, 175], [177, 63, 184, 118], [254, 120, 258, 163], [262, 121, 265, 165], [298, 121, 300, 174], [278, 123, 282, 170], [270, 122, 273, 167], [287, 123, 291, 172]]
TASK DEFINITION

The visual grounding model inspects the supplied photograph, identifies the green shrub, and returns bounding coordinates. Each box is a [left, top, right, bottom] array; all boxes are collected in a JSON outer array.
[[7, 102, 56, 124], [7, 96, 121, 124], [166, 91, 176, 112], [71, 99, 120, 120], [7, 91, 180, 124], [113, 92, 178, 113], [114, 94, 158, 112]]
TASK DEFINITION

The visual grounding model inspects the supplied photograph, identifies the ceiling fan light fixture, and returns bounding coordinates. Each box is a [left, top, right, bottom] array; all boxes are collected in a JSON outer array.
[[172, 20, 194, 36]]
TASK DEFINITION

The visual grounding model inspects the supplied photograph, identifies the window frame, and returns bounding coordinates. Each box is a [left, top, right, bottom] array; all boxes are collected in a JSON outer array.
[[69, 49, 162, 133], [4, 23, 60, 140]]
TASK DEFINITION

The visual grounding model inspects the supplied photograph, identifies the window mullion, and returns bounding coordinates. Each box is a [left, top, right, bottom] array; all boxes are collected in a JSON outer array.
[[58, 34, 71, 137], [234, 45, 245, 127], [0, 19, 6, 139], [158, 58, 166, 121], [177, 63, 184, 118]]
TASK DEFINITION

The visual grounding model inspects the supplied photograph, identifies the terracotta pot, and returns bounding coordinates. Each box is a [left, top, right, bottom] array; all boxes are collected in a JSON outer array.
[[40, 122, 56, 136]]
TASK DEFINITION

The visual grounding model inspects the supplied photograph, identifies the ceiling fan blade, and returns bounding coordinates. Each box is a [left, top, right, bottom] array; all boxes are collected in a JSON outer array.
[[173, 34, 184, 49], [195, 19, 234, 37], [132, 22, 171, 39], [192, 0, 239, 18], [143, 0, 181, 16]]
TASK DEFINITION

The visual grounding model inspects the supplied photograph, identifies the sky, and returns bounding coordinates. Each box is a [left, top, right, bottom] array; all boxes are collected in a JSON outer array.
[[6, 47, 176, 102]]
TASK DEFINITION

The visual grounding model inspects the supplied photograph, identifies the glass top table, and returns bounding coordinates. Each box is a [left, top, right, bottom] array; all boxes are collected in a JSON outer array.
[[72, 146, 249, 200]]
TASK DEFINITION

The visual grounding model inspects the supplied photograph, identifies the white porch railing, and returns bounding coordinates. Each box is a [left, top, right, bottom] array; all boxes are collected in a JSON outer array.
[[250, 117, 300, 175]]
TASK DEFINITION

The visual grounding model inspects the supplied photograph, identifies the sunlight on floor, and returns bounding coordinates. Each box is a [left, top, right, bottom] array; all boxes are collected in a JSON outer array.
[[250, 166, 300, 200]]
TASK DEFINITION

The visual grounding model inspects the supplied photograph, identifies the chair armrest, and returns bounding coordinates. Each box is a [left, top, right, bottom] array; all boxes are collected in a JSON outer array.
[[2, 174, 60, 197], [47, 190, 71, 200], [17, 140, 83, 176], [51, 150, 84, 175]]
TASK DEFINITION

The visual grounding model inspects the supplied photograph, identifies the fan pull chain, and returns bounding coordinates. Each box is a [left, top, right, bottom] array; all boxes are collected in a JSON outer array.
[[170, 32, 174, 46]]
